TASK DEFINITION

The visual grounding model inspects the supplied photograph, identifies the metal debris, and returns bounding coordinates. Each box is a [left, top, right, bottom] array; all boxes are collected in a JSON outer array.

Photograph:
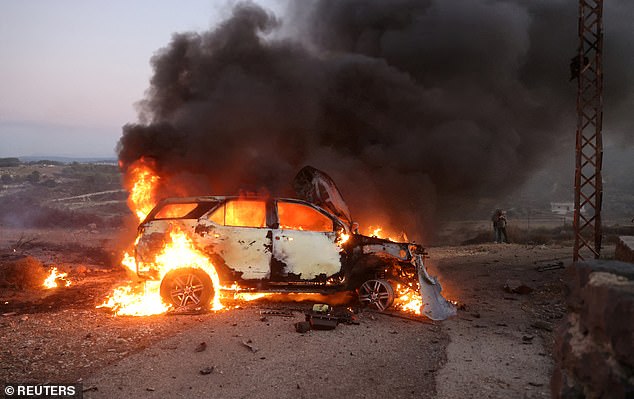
[[415, 255, 457, 320], [294, 321, 311, 333]]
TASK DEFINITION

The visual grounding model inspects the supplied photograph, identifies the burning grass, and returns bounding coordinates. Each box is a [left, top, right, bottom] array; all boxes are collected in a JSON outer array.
[[42, 267, 72, 289]]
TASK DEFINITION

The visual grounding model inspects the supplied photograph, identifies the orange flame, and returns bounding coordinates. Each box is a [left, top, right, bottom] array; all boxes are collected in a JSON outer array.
[[365, 225, 408, 242], [393, 283, 422, 315], [97, 281, 168, 316], [43, 267, 71, 289], [126, 158, 161, 222], [100, 157, 226, 316], [98, 227, 224, 316]]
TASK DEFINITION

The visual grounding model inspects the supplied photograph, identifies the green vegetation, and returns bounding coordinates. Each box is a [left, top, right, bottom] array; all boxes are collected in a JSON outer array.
[[0, 157, 21, 167]]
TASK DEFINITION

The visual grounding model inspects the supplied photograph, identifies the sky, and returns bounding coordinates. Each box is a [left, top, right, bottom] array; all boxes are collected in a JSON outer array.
[[0, 1, 631, 160], [0, 0, 283, 157]]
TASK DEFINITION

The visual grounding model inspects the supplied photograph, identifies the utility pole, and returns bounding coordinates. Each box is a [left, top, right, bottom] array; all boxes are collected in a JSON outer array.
[[573, 0, 604, 261]]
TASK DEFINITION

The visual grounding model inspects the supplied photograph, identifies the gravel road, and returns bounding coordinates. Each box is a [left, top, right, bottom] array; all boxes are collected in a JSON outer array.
[[84, 308, 447, 399], [82, 243, 568, 399]]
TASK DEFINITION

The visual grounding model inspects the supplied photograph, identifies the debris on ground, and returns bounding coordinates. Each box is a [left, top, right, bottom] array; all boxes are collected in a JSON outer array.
[[504, 279, 534, 295], [294, 321, 311, 333], [241, 340, 258, 353], [259, 310, 294, 317], [535, 261, 565, 272], [307, 313, 338, 330], [301, 305, 359, 331], [168, 306, 207, 315]]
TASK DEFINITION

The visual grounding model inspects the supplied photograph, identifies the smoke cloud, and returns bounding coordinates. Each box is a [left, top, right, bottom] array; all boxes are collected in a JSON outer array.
[[117, 0, 633, 240]]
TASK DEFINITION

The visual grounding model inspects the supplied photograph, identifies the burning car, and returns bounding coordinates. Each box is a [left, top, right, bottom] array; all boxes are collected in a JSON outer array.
[[131, 167, 455, 320]]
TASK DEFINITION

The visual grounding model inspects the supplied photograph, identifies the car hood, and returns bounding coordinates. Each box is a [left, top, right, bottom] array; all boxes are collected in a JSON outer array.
[[292, 166, 352, 227]]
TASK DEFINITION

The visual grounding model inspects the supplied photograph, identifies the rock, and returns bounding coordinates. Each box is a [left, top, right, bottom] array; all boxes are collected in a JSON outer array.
[[194, 342, 207, 352], [199, 366, 214, 375], [504, 279, 534, 295], [531, 321, 553, 332], [241, 340, 258, 353], [87, 223, 97, 230]]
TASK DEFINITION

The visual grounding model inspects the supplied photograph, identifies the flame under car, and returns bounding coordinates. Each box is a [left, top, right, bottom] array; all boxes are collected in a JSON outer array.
[[135, 196, 430, 312]]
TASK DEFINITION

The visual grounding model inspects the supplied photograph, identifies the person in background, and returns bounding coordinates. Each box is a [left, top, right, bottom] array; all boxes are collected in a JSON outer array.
[[491, 209, 509, 243]]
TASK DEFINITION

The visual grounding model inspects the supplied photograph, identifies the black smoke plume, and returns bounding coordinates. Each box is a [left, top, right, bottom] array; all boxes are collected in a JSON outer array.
[[118, 0, 633, 241]]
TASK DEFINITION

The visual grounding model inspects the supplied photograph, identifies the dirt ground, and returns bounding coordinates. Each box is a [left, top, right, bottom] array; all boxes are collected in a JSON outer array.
[[0, 225, 579, 398]]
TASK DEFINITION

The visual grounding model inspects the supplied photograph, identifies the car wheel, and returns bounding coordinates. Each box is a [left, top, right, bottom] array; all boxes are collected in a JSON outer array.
[[160, 268, 214, 308], [358, 279, 395, 312]]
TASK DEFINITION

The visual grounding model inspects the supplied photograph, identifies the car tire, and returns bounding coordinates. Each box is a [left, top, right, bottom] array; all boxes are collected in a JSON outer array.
[[160, 268, 214, 308], [358, 279, 395, 312]]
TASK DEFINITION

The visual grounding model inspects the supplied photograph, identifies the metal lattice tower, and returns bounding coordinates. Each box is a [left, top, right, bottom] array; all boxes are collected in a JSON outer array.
[[573, 0, 604, 261]]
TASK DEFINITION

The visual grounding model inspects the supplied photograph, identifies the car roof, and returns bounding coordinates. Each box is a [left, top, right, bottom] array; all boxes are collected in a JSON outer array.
[[157, 196, 318, 205], [155, 196, 341, 222]]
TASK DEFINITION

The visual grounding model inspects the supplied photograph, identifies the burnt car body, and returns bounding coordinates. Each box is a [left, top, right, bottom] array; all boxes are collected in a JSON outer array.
[[135, 196, 455, 319]]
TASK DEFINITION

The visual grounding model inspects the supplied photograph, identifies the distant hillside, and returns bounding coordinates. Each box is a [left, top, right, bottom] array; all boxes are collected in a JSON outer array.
[[19, 156, 117, 164]]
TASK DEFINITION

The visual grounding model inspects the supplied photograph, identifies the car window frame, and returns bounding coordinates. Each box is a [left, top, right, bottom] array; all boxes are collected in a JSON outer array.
[[273, 199, 338, 233], [147, 200, 218, 221], [203, 198, 275, 229]]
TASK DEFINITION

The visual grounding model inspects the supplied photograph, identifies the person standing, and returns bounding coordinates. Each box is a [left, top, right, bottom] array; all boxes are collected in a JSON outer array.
[[491, 209, 509, 243]]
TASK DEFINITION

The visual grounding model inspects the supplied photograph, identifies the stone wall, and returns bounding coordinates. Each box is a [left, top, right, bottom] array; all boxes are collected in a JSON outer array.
[[551, 260, 634, 398], [615, 236, 634, 264]]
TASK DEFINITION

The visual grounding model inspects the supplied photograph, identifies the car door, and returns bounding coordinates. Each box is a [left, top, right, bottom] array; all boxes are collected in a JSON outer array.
[[271, 200, 342, 281], [195, 199, 272, 280]]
